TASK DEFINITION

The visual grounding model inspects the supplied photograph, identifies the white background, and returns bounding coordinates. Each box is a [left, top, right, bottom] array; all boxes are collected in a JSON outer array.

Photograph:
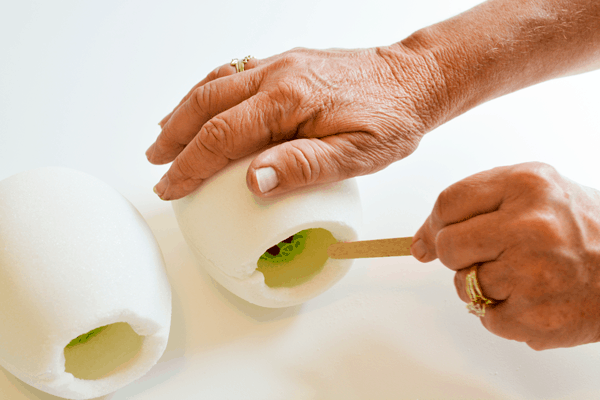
[[1, 0, 600, 399]]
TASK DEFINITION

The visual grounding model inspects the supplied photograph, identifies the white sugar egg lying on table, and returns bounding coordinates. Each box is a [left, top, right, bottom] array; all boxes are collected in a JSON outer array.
[[0, 167, 172, 399], [173, 149, 362, 308]]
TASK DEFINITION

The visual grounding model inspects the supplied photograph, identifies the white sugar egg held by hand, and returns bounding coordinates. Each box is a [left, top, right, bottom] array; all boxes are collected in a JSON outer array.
[[0, 167, 172, 399], [173, 150, 362, 308]]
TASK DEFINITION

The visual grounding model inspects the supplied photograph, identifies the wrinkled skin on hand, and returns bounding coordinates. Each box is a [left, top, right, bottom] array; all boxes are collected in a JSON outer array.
[[146, 46, 448, 200], [412, 162, 600, 350]]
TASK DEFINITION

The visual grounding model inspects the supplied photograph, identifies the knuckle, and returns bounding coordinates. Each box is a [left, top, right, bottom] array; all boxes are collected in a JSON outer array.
[[289, 46, 308, 53], [516, 210, 562, 247], [213, 64, 230, 78], [505, 163, 570, 250], [433, 186, 457, 224], [263, 91, 286, 128], [282, 48, 306, 61], [199, 118, 232, 156], [284, 143, 320, 185], [272, 79, 299, 104], [171, 155, 199, 182], [190, 86, 212, 118], [330, 134, 385, 177], [510, 162, 557, 192], [207, 67, 220, 81], [271, 52, 305, 75]]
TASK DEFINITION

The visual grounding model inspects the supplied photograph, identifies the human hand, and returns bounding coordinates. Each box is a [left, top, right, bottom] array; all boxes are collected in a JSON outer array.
[[146, 46, 448, 200], [411, 162, 600, 350]]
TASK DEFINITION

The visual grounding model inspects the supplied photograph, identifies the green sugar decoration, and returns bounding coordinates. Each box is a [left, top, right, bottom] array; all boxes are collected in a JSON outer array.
[[259, 230, 308, 264], [66, 325, 108, 348]]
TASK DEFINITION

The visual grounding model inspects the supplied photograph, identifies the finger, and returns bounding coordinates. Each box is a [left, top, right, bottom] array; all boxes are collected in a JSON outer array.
[[435, 211, 508, 271], [454, 261, 514, 304], [157, 65, 234, 128], [479, 292, 572, 349], [411, 165, 510, 263], [480, 292, 570, 349], [147, 66, 262, 165], [153, 89, 309, 200], [526, 339, 555, 351], [158, 57, 261, 128], [246, 132, 391, 197], [478, 299, 530, 343]]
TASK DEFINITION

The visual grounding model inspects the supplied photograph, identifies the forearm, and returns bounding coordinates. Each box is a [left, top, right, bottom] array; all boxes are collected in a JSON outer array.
[[398, 0, 600, 122]]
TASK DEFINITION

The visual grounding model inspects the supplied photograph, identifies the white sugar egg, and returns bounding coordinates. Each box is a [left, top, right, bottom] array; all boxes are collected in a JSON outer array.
[[173, 149, 362, 308], [0, 167, 172, 399]]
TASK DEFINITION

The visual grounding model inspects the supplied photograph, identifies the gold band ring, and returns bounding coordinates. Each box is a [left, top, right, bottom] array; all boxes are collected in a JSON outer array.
[[465, 267, 497, 317], [230, 55, 254, 73]]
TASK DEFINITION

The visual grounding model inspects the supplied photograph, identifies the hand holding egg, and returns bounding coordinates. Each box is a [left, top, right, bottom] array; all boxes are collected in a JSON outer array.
[[146, 47, 446, 200]]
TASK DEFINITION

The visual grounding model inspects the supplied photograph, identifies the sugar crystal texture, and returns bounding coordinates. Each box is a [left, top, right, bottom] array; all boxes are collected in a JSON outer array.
[[172, 148, 362, 308], [0, 167, 172, 399]]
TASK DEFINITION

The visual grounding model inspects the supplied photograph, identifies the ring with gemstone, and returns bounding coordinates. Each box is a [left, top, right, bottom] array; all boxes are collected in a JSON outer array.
[[465, 267, 497, 317]]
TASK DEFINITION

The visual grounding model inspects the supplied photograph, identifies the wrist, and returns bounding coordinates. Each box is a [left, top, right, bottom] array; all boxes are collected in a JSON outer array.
[[398, 26, 480, 122], [374, 42, 452, 134], [397, 17, 526, 122]]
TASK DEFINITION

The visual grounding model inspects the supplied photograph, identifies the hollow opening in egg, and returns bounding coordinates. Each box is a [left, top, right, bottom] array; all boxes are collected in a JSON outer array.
[[256, 228, 337, 288], [64, 322, 143, 380]]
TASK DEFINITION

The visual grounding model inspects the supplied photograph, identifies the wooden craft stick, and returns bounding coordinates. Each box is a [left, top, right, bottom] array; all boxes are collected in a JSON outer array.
[[327, 237, 414, 259]]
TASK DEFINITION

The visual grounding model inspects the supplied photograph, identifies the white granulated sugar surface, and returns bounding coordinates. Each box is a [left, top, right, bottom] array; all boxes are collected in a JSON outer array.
[[0, 167, 172, 400], [172, 149, 363, 308]]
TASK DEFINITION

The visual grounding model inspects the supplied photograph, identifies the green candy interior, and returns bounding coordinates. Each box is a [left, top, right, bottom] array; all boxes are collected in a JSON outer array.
[[257, 228, 337, 288], [64, 322, 144, 380], [259, 230, 308, 263], [66, 325, 108, 348]]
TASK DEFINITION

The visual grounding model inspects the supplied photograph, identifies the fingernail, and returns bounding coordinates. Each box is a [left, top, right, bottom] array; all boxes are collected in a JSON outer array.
[[153, 185, 166, 200], [410, 238, 428, 260], [146, 143, 156, 160], [154, 174, 169, 200], [256, 167, 279, 193]]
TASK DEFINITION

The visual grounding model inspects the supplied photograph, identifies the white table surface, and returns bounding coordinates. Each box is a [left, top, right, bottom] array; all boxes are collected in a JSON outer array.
[[1, 0, 600, 399]]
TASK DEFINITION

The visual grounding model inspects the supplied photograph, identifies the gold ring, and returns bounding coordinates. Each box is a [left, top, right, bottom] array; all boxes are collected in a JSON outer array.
[[465, 267, 497, 317], [230, 55, 254, 73]]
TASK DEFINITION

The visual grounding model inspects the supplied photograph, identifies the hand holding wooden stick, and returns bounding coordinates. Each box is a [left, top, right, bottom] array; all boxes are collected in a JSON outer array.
[[327, 237, 413, 259]]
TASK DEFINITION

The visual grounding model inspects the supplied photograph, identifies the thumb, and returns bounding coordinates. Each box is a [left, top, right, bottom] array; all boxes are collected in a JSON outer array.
[[411, 217, 439, 263], [246, 136, 376, 197]]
